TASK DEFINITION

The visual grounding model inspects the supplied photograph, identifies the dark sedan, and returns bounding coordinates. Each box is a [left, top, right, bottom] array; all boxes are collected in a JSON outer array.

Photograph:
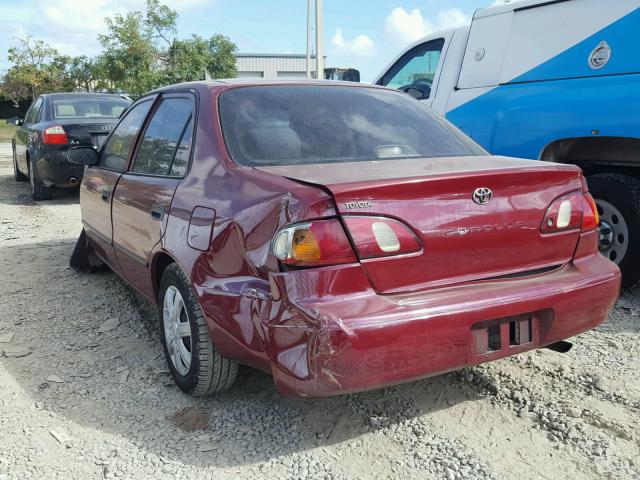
[[10, 93, 132, 200], [69, 80, 619, 398]]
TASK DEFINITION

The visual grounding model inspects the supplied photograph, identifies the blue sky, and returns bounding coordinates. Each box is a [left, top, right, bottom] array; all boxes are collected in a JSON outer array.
[[0, 0, 507, 81]]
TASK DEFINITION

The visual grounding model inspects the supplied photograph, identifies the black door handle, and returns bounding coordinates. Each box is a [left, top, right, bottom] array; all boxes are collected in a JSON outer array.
[[150, 204, 165, 221], [100, 187, 110, 202]]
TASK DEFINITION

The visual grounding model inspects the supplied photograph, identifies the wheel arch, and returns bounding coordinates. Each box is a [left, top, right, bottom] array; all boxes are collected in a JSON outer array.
[[150, 250, 181, 304], [540, 136, 640, 179]]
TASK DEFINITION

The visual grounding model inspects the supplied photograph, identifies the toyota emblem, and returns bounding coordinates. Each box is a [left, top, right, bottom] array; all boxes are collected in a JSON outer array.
[[472, 187, 493, 205]]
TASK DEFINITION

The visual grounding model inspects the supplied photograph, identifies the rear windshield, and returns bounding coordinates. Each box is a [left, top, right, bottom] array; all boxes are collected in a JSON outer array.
[[51, 97, 131, 119], [219, 85, 485, 166]]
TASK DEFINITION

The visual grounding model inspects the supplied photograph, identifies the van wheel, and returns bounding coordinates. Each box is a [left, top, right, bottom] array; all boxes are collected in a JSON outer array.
[[13, 146, 28, 182], [159, 263, 238, 396], [588, 174, 640, 288], [29, 158, 53, 201]]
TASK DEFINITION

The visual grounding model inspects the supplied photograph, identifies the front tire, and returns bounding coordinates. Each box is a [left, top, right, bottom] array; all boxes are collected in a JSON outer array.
[[29, 158, 53, 201], [588, 174, 640, 288], [13, 146, 28, 182], [159, 263, 238, 396]]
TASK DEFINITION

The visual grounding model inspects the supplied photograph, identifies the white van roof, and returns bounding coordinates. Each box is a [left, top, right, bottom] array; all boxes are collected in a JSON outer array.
[[475, 0, 570, 19]]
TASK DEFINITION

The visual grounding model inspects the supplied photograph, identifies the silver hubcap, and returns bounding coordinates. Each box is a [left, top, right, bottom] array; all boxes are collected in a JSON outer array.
[[163, 286, 192, 376], [596, 199, 629, 264]]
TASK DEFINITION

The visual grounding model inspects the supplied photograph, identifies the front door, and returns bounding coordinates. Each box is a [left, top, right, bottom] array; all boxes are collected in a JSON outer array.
[[377, 38, 446, 106], [16, 97, 42, 172], [81, 98, 155, 270], [112, 93, 195, 299]]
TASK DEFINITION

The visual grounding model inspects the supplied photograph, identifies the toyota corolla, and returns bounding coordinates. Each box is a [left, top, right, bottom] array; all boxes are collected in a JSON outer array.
[[68, 80, 621, 397]]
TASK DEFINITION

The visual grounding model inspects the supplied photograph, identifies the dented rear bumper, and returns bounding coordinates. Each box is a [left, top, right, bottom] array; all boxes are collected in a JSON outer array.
[[264, 251, 620, 397]]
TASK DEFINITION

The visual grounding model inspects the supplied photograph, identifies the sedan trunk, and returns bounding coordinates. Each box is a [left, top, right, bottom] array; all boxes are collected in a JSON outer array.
[[258, 156, 585, 293], [61, 119, 119, 149]]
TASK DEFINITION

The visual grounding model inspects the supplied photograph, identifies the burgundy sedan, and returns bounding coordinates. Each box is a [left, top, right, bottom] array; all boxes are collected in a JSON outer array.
[[69, 80, 620, 398]]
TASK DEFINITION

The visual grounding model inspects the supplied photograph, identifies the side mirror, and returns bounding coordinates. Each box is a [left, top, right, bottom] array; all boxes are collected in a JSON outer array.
[[404, 87, 427, 100], [6, 117, 21, 126], [68, 146, 98, 166]]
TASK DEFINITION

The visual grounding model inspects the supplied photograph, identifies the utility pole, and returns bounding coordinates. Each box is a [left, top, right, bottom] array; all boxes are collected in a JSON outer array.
[[315, 0, 324, 80], [306, 0, 312, 79]]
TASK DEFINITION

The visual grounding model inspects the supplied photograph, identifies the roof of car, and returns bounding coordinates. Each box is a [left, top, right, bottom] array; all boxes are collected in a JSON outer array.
[[42, 92, 130, 99], [157, 79, 385, 94]]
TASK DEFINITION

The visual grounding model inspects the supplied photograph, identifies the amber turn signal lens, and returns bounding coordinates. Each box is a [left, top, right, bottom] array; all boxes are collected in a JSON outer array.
[[272, 219, 357, 267], [291, 228, 321, 262]]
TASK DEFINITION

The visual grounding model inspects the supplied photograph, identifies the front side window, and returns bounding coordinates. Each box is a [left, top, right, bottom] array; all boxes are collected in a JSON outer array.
[[219, 85, 485, 167], [52, 97, 130, 119], [100, 99, 153, 171], [131, 97, 193, 176], [380, 39, 445, 99]]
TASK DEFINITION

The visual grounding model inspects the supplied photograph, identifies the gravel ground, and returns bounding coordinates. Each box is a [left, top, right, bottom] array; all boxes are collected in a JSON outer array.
[[0, 143, 639, 480]]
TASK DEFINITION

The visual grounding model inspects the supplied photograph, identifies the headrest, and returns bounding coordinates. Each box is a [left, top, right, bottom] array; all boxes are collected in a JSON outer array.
[[244, 126, 301, 162], [56, 104, 76, 116]]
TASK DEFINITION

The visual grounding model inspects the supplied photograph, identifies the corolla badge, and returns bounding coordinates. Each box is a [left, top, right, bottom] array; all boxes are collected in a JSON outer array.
[[472, 187, 493, 205], [589, 41, 611, 70]]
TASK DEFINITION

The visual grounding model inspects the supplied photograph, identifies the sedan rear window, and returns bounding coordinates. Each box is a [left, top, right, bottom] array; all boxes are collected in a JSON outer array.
[[52, 97, 130, 119], [219, 85, 485, 166]]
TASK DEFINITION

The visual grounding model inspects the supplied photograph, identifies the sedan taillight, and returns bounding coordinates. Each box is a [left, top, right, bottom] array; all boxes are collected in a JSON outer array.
[[343, 216, 421, 259], [42, 125, 68, 145], [272, 219, 357, 267], [271, 216, 422, 268], [541, 191, 600, 234]]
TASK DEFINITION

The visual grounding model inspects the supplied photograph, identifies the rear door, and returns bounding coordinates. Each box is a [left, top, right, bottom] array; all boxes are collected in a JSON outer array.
[[111, 93, 195, 298], [81, 98, 155, 270]]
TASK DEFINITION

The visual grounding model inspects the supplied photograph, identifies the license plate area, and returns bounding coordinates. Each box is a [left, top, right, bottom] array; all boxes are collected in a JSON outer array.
[[470, 312, 543, 360]]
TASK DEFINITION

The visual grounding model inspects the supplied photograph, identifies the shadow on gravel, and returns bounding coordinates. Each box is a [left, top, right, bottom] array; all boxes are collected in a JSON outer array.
[[0, 171, 79, 206], [0, 238, 485, 469]]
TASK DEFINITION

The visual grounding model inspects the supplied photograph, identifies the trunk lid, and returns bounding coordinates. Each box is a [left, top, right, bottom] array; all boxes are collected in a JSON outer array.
[[258, 156, 584, 293], [58, 119, 119, 149]]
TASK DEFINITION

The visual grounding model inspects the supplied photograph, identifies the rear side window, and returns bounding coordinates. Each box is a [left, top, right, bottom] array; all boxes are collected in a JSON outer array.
[[219, 85, 485, 166], [100, 100, 153, 171], [52, 98, 130, 119], [25, 97, 43, 125], [131, 97, 193, 176]]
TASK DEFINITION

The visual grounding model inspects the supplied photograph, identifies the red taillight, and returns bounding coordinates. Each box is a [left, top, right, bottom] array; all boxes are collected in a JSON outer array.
[[272, 219, 356, 267], [541, 191, 600, 234], [42, 125, 68, 145], [343, 216, 421, 259], [581, 193, 599, 231]]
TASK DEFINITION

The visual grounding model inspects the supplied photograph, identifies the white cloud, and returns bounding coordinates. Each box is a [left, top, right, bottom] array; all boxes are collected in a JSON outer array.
[[331, 28, 375, 56], [384, 7, 470, 46], [0, 0, 213, 60]]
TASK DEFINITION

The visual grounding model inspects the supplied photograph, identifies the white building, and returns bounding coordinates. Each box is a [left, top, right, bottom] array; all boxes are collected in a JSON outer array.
[[235, 53, 327, 79]]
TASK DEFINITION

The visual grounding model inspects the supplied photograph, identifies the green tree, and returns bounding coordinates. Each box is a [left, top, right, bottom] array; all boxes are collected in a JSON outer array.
[[66, 56, 99, 92], [205, 34, 237, 79], [97, 0, 177, 95], [163, 34, 237, 84], [2, 36, 64, 100]]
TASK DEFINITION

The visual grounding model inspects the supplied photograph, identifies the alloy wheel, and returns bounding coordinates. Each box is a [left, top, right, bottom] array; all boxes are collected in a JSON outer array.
[[162, 285, 192, 376]]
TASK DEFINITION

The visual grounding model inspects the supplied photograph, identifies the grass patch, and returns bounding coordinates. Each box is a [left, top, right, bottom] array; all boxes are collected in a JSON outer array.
[[0, 120, 18, 143]]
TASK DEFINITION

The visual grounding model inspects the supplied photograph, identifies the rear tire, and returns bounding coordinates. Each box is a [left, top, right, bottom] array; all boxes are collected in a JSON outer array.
[[29, 157, 53, 201], [13, 146, 28, 182], [159, 263, 238, 396], [588, 174, 640, 288]]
